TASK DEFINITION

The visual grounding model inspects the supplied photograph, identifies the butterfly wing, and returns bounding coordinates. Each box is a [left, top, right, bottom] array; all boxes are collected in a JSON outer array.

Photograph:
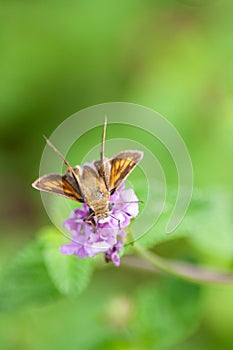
[[32, 172, 85, 202], [107, 150, 143, 193]]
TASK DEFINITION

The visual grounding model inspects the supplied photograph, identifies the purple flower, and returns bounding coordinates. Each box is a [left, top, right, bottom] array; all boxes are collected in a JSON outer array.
[[60, 183, 139, 266]]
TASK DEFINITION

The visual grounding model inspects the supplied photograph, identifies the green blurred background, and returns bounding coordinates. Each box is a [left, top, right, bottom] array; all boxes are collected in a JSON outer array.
[[0, 1, 233, 349]]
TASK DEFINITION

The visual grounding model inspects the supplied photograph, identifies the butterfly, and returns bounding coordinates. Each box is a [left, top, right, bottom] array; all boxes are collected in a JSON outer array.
[[32, 118, 143, 226]]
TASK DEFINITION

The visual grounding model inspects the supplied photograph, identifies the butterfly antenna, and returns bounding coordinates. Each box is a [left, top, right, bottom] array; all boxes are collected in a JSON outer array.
[[43, 136, 79, 184], [101, 115, 107, 163]]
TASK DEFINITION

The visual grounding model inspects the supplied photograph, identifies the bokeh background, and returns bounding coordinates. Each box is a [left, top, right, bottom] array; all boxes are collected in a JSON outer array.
[[0, 1, 232, 349]]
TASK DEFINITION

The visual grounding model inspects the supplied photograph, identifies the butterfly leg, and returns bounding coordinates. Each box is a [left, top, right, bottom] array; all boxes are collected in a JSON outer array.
[[109, 214, 121, 229], [83, 211, 96, 227]]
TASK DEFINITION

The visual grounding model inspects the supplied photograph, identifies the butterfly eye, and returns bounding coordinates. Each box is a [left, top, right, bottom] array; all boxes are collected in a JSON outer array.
[[89, 207, 94, 215], [108, 202, 114, 211]]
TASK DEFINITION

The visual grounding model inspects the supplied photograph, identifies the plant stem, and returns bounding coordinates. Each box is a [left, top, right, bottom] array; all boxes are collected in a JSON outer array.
[[133, 243, 233, 284]]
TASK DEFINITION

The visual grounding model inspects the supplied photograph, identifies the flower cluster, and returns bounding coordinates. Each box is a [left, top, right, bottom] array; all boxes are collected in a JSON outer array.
[[60, 184, 139, 266]]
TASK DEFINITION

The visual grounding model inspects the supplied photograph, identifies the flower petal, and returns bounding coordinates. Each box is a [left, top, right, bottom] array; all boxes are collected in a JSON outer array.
[[60, 244, 80, 255], [61, 180, 139, 266], [86, 241, 111, 257]]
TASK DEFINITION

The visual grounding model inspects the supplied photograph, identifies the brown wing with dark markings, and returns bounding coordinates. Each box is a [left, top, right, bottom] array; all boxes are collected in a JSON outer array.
[[108, 150, 143, 193], [32, 173, 85, 202]]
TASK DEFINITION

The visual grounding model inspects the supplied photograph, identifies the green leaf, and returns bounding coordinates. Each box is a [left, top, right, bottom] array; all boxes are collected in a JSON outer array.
[[0, 239, 59, 312], [133, 187, 233, 267], [39, 227, 93, 297], [132, 186, 193, 250], [186, 190, 233, 265], [0, 226, 94, 312]]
